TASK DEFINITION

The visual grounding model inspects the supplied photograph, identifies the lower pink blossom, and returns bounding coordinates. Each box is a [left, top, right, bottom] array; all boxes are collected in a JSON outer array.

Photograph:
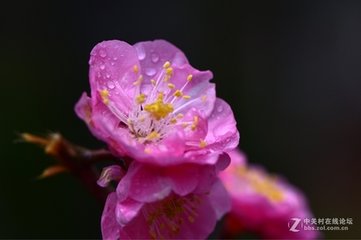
[[100, 160, 230, 239], [219, 150, 319, 239]]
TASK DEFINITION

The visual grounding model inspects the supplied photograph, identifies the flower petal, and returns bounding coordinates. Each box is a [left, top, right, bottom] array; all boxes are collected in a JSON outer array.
[[134, 40, 188, 82], [97, 165, 125, 188], [89, 40, 140, 114], [101, 193, 122, 240], [207, 179, 231, 219], [115, 198, 144, 226]]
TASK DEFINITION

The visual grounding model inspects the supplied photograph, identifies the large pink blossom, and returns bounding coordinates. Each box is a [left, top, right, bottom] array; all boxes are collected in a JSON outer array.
[[75, 40, 239, 166], [219, 150, 318, 239], [99, 159, 230, 239]]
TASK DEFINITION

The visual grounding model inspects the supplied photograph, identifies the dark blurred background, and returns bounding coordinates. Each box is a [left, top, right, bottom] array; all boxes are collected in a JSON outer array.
[[1, 0, 361, 238]]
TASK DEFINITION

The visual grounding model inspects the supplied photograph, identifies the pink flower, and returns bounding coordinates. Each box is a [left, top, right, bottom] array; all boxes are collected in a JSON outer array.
[[219, 150, 318, 239], [75, 40, 239, 166], [99, 160, 230, 239]]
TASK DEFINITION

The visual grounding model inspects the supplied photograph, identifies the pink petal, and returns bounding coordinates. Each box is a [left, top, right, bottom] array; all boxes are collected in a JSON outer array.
[[89, 40, 139, 114], [133, 39, 189, 84], [97, 165, 125, 188], [170, 65, 216, 118], [165, 164, 201, 196], [207, 179, 231, 219], [115, 198, 144, 226], [101, 193, 122, 240], [117, 162, 172, 203]]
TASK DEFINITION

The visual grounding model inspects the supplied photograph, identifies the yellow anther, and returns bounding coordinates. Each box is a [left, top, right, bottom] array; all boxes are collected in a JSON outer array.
[[136, 93, 147, 104], [187, 74, 193, 81], [163, 75, 170, 82], [146, 131, 160, 140], [201, 95, 207, 102], [133, 65, 139, 73], [150, 79, 156, 86], [133, 75, 143, 86], [199, 139, 207, 148], [182, 123, 189, 128], [176, 113, 184, 119], [183, 95, 191, 100], [166, 67, 173, 75], [191, 116, 199, 131], [173, 90, 183, 97], [170, 118, 177, 124], [100, 89, 109, 105], [167, 83, 175, 89], [163, 61, 171, 68], [144, 93, 174, 120]]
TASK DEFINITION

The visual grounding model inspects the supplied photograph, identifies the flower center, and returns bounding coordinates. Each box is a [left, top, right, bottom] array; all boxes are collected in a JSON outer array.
[[100, 61, 208, 149], [236, 166, 284, 203], [143, 193, 202, 239]]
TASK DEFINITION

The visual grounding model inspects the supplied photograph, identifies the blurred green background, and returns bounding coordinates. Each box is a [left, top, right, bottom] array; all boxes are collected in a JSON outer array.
[[1, 0, 361, 238]]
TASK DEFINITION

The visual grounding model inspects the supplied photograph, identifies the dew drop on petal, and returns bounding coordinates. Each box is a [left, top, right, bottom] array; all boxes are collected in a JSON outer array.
[[113, 57, 118, 61], [136, 45, 146, 60], [217, 105, 223, 113], [111, 62, 115, 66], [145, 68, 156, 77], [107, 81, 115, 89], [106, 73, 111, 79], [100, 64, 105, 70], [99, 50, 107, 58], [151, 53, 159, 63]]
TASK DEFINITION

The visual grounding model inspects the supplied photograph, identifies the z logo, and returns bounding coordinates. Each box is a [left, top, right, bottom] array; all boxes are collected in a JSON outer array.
[[288, 218, 301, 232]]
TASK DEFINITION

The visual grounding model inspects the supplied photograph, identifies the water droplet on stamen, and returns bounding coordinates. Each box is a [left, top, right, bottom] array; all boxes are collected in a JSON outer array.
[[151, 53, 159, 63], [145, 68, 156, 77]]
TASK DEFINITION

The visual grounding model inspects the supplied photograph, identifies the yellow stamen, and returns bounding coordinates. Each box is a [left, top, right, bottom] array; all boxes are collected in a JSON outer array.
[[201, 95, 207, 102], [146, 131, 160, 140], [144, 93, 174, 120], [136, 93, 147, 104], [199, 139, 207, 148], [150, 79, 156, 86], [191, 116, 199, 131], [187, 74, 193, 81], [173, 90, 183, 97], [166, 67, 173, 75], [176, 113, 184, 119], [133, 65, 139, 73], [170, 118, 177, 124], [167, 83, 175, 89], [133, 75, 143, 86], [183, 95, 191, 100], [100, 89, 109, 105], [163, 61, 171, 68]]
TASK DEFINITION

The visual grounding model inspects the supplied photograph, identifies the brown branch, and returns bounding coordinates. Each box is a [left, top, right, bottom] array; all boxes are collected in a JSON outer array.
[[21, 132, 120, 203]]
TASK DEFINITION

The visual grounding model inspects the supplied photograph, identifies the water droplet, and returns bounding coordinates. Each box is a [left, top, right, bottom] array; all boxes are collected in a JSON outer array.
[[145, 68, 156, 77], [217, 105, 223, 112], [111, 62, 115, 66], [107, 81, 115, 89], [100, 64, 105, 70], [99, 50, 107, 58], [136, 45, 146, 60], [113, 57, 118, 61], [151, 53, 159, 63], [106, 73, 111, 78]]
